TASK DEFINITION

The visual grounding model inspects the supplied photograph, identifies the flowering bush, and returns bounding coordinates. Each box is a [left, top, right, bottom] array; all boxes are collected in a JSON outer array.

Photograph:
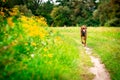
[[0, 7, 80, 80]]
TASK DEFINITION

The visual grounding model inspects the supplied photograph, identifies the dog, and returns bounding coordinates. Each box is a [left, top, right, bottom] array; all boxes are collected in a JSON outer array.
[[80, 25, 87, 47]]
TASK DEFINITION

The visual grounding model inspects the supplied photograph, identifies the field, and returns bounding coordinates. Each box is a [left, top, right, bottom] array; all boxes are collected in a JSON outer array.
[[0, 16, 93, 80], [55, 27, 120, 80], [0, 15, 120, 80], [87, 27, 120, 80], [0, 1, 120, 80]]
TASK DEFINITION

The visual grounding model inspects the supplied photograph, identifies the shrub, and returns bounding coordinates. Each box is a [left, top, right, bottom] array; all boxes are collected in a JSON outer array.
[[18, 5, 33, 17], [0, 15, 81, 80], [105, 18, 120, 27]]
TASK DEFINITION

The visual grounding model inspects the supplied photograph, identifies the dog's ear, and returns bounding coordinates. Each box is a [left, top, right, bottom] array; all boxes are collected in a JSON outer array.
[[81, 26, 83, 29]]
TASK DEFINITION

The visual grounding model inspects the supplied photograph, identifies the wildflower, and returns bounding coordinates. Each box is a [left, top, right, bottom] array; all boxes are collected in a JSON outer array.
[[7, 17, 14, 27], [39, 32, 45, 39], [31, 42, 37, 46], [31, 54, 34, 58], [9, 7, 18, 16], [11, 41, 16, 46], [3, 46, 8, 50], [41, 41, 47, 46], [47, 54, 53, 58], [0, 11, 4, 16], [44, 48, 48, 51], [54, 36, 61, 42]]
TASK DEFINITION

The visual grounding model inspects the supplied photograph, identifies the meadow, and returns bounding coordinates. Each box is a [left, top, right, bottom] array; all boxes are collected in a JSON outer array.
[[0, 7, 120, 79], [0, 15, 90, 80], [56, 27, 120, 80], [87, 27, 120, 80]]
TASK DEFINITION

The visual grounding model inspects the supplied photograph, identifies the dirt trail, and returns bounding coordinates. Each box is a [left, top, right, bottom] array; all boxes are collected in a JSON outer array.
[[73, 39, 111, 80], [85, 47, 111, 80]]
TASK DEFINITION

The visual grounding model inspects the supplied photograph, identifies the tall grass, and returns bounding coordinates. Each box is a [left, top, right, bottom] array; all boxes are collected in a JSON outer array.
[[0, 15, 82, 80], [53, 27, 94, 80], [87, 27, 120, 80], [1, 14, 119, 80]]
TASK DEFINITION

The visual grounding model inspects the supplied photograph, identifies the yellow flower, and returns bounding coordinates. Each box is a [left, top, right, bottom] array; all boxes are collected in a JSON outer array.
[[0, 11, 4, 16], [9, 7, 18, 16], [54, 36, 61, 42], [20, 16, 48, 40], [7, 17, 14, 27], [31, 42, 37, 46], [39, 32, 45, 39], [47, 54, 53, 58], [44, 48, 48, 51], [11, 40, 18, 46], [11, 42, 16, 46]]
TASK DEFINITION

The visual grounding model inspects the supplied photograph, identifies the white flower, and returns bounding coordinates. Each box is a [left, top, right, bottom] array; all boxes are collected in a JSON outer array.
[[31, 54, 34, 58]]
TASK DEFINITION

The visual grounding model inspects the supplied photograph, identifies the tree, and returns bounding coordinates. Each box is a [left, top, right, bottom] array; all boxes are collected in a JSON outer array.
[[93, 0, 120, 26], [36, 0, 54, 26], [51, 6, 71, 26], [51, 0, 97, 26]]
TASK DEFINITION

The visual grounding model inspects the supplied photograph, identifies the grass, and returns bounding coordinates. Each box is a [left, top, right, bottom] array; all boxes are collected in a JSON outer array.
[[1, 17, 90, 80], [1, 16, 119, 80], [87, 27, 120, 80], [53, 27, 94, 80], [54, 27, 120, 80]]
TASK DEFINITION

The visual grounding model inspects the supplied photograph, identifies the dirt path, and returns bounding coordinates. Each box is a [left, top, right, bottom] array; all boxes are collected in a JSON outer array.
[[70, 38, 111, 80], [85, 47, 111, 80]]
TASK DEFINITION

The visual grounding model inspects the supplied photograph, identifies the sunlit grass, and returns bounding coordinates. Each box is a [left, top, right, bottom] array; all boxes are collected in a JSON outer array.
[[53, 27, 94, 80], [55, 27, 120, 80], [1, 14, 119, 80], [0, 17, 82, 80], [87, 27, 120, 80]]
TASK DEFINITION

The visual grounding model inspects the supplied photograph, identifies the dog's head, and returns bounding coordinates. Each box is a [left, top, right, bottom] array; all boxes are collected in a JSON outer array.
[[81, 25, 87, 30]]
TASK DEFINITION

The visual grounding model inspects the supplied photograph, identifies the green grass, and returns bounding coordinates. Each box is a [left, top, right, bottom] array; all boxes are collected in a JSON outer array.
[[1, 21, 119, 80], [87, 27, 120, 80], [54, 27, 120, 80], [0, 18, 85, 80], [53, 27, 94, 80]]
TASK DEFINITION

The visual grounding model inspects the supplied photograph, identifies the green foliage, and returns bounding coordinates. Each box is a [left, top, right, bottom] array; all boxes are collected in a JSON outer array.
[[1, 0, 119, 27], [36, 1, 54, 26], [94, 0, 120, 26], [53, 27, 94, 80], [0, 15, 4, 26], [0, 15, 81, 80], [105, 18, 120, 27], [84, 18, 100, 26], [51, 0, 97, 26], [18, 5, 33, 17], [51, 6, 71, 26]]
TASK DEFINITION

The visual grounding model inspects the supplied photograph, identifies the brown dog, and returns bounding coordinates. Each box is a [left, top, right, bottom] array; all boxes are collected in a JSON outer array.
[[80, 25, 87, 47]]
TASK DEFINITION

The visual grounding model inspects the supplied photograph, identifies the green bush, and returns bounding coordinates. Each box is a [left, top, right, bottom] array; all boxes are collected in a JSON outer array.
[[105, 18, 120, 27], [18, 5, 33, 17], [0, 15, 81, 80]]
